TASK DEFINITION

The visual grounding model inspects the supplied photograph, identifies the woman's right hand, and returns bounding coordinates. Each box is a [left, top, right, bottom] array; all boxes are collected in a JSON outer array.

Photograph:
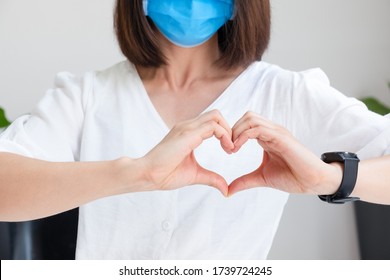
[[137, 110, 234, 196], [0, 110, 232, 221]]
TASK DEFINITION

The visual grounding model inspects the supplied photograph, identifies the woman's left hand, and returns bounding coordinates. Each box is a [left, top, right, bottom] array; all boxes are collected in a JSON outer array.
[[229, 112, 342, 196]]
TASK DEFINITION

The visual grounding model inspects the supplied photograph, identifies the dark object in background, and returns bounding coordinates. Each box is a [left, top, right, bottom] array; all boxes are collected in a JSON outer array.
[[355, 94, 390, 260], [0, 208, 78, 260], [354, 202, 390, 259]]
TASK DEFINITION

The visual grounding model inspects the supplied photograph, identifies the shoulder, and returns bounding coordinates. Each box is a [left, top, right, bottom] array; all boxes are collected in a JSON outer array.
[[269, 61, 363, 104], [35, 61, 135, 116], [241, 61, 340, 116], [245, 61, 356, 111], [91, 61, 141, 99], [93, 60, 136, 85], [54, 60, 136, 88], [56, 61, 139, 108], [245, 61, 331, 92]]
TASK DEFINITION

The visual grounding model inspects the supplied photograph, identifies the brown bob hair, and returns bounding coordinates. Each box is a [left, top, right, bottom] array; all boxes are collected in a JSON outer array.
[[114, 0, 271, 69]]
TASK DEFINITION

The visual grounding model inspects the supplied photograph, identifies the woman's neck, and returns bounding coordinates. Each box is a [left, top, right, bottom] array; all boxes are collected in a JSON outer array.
[[138, 34, 222, 91], [135, 34, 244, 128]]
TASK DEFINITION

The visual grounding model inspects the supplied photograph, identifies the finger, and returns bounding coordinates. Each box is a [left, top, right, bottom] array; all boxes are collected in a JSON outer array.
[[233, 127, 259, 152], [201, 110, 232, 138], [173, 119, 234, 155], [232, 126, 273, 153], [179, 110, 234, 152], [232, 112, 275, 144], [233, 125, 278, 152], [232, 112, 255, 142], [197, 110, 232, 139], [195, 165, 229, 197], [198, 120, 235, 153], [228, 169, 267, 196]]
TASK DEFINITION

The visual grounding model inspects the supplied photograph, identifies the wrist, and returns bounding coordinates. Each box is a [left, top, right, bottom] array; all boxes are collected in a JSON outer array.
[[320, 162, 343, 195], [318, 152, 360, 204], [114, 157, 155, 194]]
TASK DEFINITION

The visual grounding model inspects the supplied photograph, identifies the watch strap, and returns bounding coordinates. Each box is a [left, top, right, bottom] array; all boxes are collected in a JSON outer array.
[[318, 152, 360, 204]]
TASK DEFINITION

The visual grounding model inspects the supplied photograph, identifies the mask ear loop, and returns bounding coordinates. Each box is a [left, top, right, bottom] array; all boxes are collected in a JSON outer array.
[[230, 9, 235, 20], [143, 0, 148, 16]]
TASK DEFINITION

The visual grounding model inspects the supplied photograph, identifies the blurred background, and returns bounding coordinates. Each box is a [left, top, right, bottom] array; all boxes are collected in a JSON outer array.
[[1, 0, 390, 259]]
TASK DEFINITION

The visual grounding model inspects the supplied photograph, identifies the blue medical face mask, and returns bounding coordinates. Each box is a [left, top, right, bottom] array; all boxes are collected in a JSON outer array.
[[143, 0, 234, 48]]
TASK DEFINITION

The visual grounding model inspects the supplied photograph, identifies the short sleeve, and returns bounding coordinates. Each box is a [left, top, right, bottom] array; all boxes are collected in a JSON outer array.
[[357, 114, 390, 158], [0, 72, 92, 161], [289, 68, 390, 159]]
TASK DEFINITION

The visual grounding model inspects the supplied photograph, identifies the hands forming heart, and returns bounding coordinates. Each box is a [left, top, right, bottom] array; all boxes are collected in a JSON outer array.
[[142, 110, 341, 197]]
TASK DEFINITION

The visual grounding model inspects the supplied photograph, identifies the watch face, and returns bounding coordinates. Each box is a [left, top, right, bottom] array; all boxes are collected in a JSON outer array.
[[321, 152, 359, 163], [340, 152, 358, 158]]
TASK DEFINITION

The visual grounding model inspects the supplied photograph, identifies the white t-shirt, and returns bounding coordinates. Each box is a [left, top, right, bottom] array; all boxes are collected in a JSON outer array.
[[1, 61, 390, 259]]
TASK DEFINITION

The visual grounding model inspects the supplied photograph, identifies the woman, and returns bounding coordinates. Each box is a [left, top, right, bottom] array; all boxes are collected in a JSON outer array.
[[0, 0, 389, 259]]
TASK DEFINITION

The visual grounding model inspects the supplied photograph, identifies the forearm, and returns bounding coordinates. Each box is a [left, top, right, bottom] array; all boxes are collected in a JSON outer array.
[[0, 111, 233, 221], [351, 155, 390, 205], [0, 152, 147, 221], [322, 156, 390, 205]]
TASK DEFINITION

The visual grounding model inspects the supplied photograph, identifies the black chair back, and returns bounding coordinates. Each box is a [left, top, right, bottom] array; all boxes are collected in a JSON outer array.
[[0, 208, 78, 260]]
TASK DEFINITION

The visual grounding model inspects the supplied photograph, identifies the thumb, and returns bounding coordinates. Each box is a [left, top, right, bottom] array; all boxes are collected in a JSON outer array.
[[195, 165, 229, 197], [228, 169, 267, 197]]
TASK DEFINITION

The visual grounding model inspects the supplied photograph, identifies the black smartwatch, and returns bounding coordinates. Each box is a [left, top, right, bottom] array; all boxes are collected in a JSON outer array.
[[318, 152, 360, 204]]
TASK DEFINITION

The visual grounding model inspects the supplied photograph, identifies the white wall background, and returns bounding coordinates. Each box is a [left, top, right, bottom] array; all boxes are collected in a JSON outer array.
[[1, 0, 390, 259]]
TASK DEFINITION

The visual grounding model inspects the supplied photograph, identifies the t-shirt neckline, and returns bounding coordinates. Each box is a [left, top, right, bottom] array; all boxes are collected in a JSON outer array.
[[128, 62, 256, 132]]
